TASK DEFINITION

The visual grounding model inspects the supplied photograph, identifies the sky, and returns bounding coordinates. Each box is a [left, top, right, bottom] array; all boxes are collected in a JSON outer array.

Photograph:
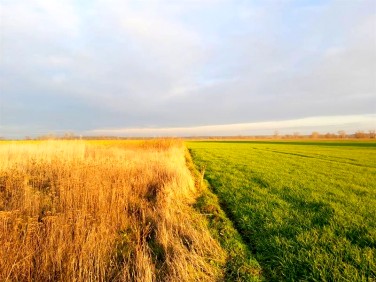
[[0, 0, 375, 138]]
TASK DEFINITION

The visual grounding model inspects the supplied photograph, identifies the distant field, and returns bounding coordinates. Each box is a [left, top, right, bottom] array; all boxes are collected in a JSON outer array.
[[188, 141, 376, 281]]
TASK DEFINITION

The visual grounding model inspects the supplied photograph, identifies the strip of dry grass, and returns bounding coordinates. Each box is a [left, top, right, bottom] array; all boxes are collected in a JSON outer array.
[[0, 140, 225, 281]]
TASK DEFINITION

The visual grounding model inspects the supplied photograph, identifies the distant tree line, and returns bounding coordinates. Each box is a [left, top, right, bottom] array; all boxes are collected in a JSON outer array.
[[271, 130, 375, 139], [308, 130, 375, 139], [1, 130, 375, 141]]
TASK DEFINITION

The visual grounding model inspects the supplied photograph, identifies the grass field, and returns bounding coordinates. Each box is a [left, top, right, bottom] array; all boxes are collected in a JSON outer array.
[[0, 140, 228, 281], [188, 141, 376, 281]]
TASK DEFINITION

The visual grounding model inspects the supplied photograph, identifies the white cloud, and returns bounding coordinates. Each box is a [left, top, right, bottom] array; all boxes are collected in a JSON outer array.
[[88, 114, 376, 137], [51, 73, 67, 85], [1, 0, 79, 38], [0, 0, 375, 137]]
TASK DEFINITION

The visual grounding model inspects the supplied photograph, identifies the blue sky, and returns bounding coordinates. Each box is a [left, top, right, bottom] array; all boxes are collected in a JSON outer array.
[[0, 0, 375, 137]]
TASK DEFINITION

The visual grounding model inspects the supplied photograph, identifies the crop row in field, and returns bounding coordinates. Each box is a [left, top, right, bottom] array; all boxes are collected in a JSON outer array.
[[188, 141, 376, 281]]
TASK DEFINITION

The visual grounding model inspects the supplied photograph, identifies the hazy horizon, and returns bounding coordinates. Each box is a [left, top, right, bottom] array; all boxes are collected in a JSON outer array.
[[0, 0, 375, 138]]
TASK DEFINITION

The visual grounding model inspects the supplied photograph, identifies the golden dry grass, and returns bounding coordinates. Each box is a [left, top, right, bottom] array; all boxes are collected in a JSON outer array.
[[0, 140, 225, 281]]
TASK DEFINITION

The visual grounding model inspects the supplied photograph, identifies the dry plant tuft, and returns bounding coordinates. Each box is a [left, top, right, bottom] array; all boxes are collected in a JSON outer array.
[[0, 140, 225, 281]]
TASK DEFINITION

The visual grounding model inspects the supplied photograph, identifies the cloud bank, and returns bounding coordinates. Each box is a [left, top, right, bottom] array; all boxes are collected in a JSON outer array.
[[0, 0, 375, 137], [88, 114, 376, 137]]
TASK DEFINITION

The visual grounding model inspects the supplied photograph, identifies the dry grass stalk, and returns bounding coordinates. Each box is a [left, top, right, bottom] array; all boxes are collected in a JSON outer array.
[[0, 140, 225, 281]]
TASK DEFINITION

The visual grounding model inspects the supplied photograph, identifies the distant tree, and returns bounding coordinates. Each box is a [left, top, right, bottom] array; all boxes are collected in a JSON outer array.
[[293, 132, 300, 139], [355, 130, 366, 139], [311, 131, 320, 139], [369, 130, 375, 139], [39, 133, 56, 140], [273, 130, 279, 139], [338, 130, 346, 139], [64, 132, 75, 139]]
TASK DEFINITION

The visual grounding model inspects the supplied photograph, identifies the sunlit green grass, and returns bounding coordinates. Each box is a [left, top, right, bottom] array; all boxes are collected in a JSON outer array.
[[188, 141, 376, 281]]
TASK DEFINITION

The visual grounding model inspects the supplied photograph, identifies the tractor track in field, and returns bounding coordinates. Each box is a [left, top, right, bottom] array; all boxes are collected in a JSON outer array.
[[255, 148, 376, 169]]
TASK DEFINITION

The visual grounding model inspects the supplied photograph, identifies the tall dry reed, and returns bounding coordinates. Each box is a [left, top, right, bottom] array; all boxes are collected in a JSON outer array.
[[0, 140, 225, 281]]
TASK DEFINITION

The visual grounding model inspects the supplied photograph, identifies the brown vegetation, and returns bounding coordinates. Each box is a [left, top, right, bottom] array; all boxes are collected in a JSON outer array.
[[0, 140, 225, 281]]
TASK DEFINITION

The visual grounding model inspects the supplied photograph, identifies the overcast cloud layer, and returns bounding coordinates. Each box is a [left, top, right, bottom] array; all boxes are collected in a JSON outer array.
[[0, 0, 375, 137]]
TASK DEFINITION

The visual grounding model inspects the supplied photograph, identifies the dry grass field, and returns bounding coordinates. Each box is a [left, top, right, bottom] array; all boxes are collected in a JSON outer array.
[[0, 140, 226, 281]]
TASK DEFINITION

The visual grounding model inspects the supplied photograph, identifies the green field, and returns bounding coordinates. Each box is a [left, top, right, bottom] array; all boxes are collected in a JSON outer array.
[[188, 141, 376, 281]]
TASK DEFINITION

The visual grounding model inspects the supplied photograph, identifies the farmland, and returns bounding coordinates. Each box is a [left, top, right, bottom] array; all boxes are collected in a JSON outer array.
[[1, 139, 375, 281], [188, 141, 376, 281]]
